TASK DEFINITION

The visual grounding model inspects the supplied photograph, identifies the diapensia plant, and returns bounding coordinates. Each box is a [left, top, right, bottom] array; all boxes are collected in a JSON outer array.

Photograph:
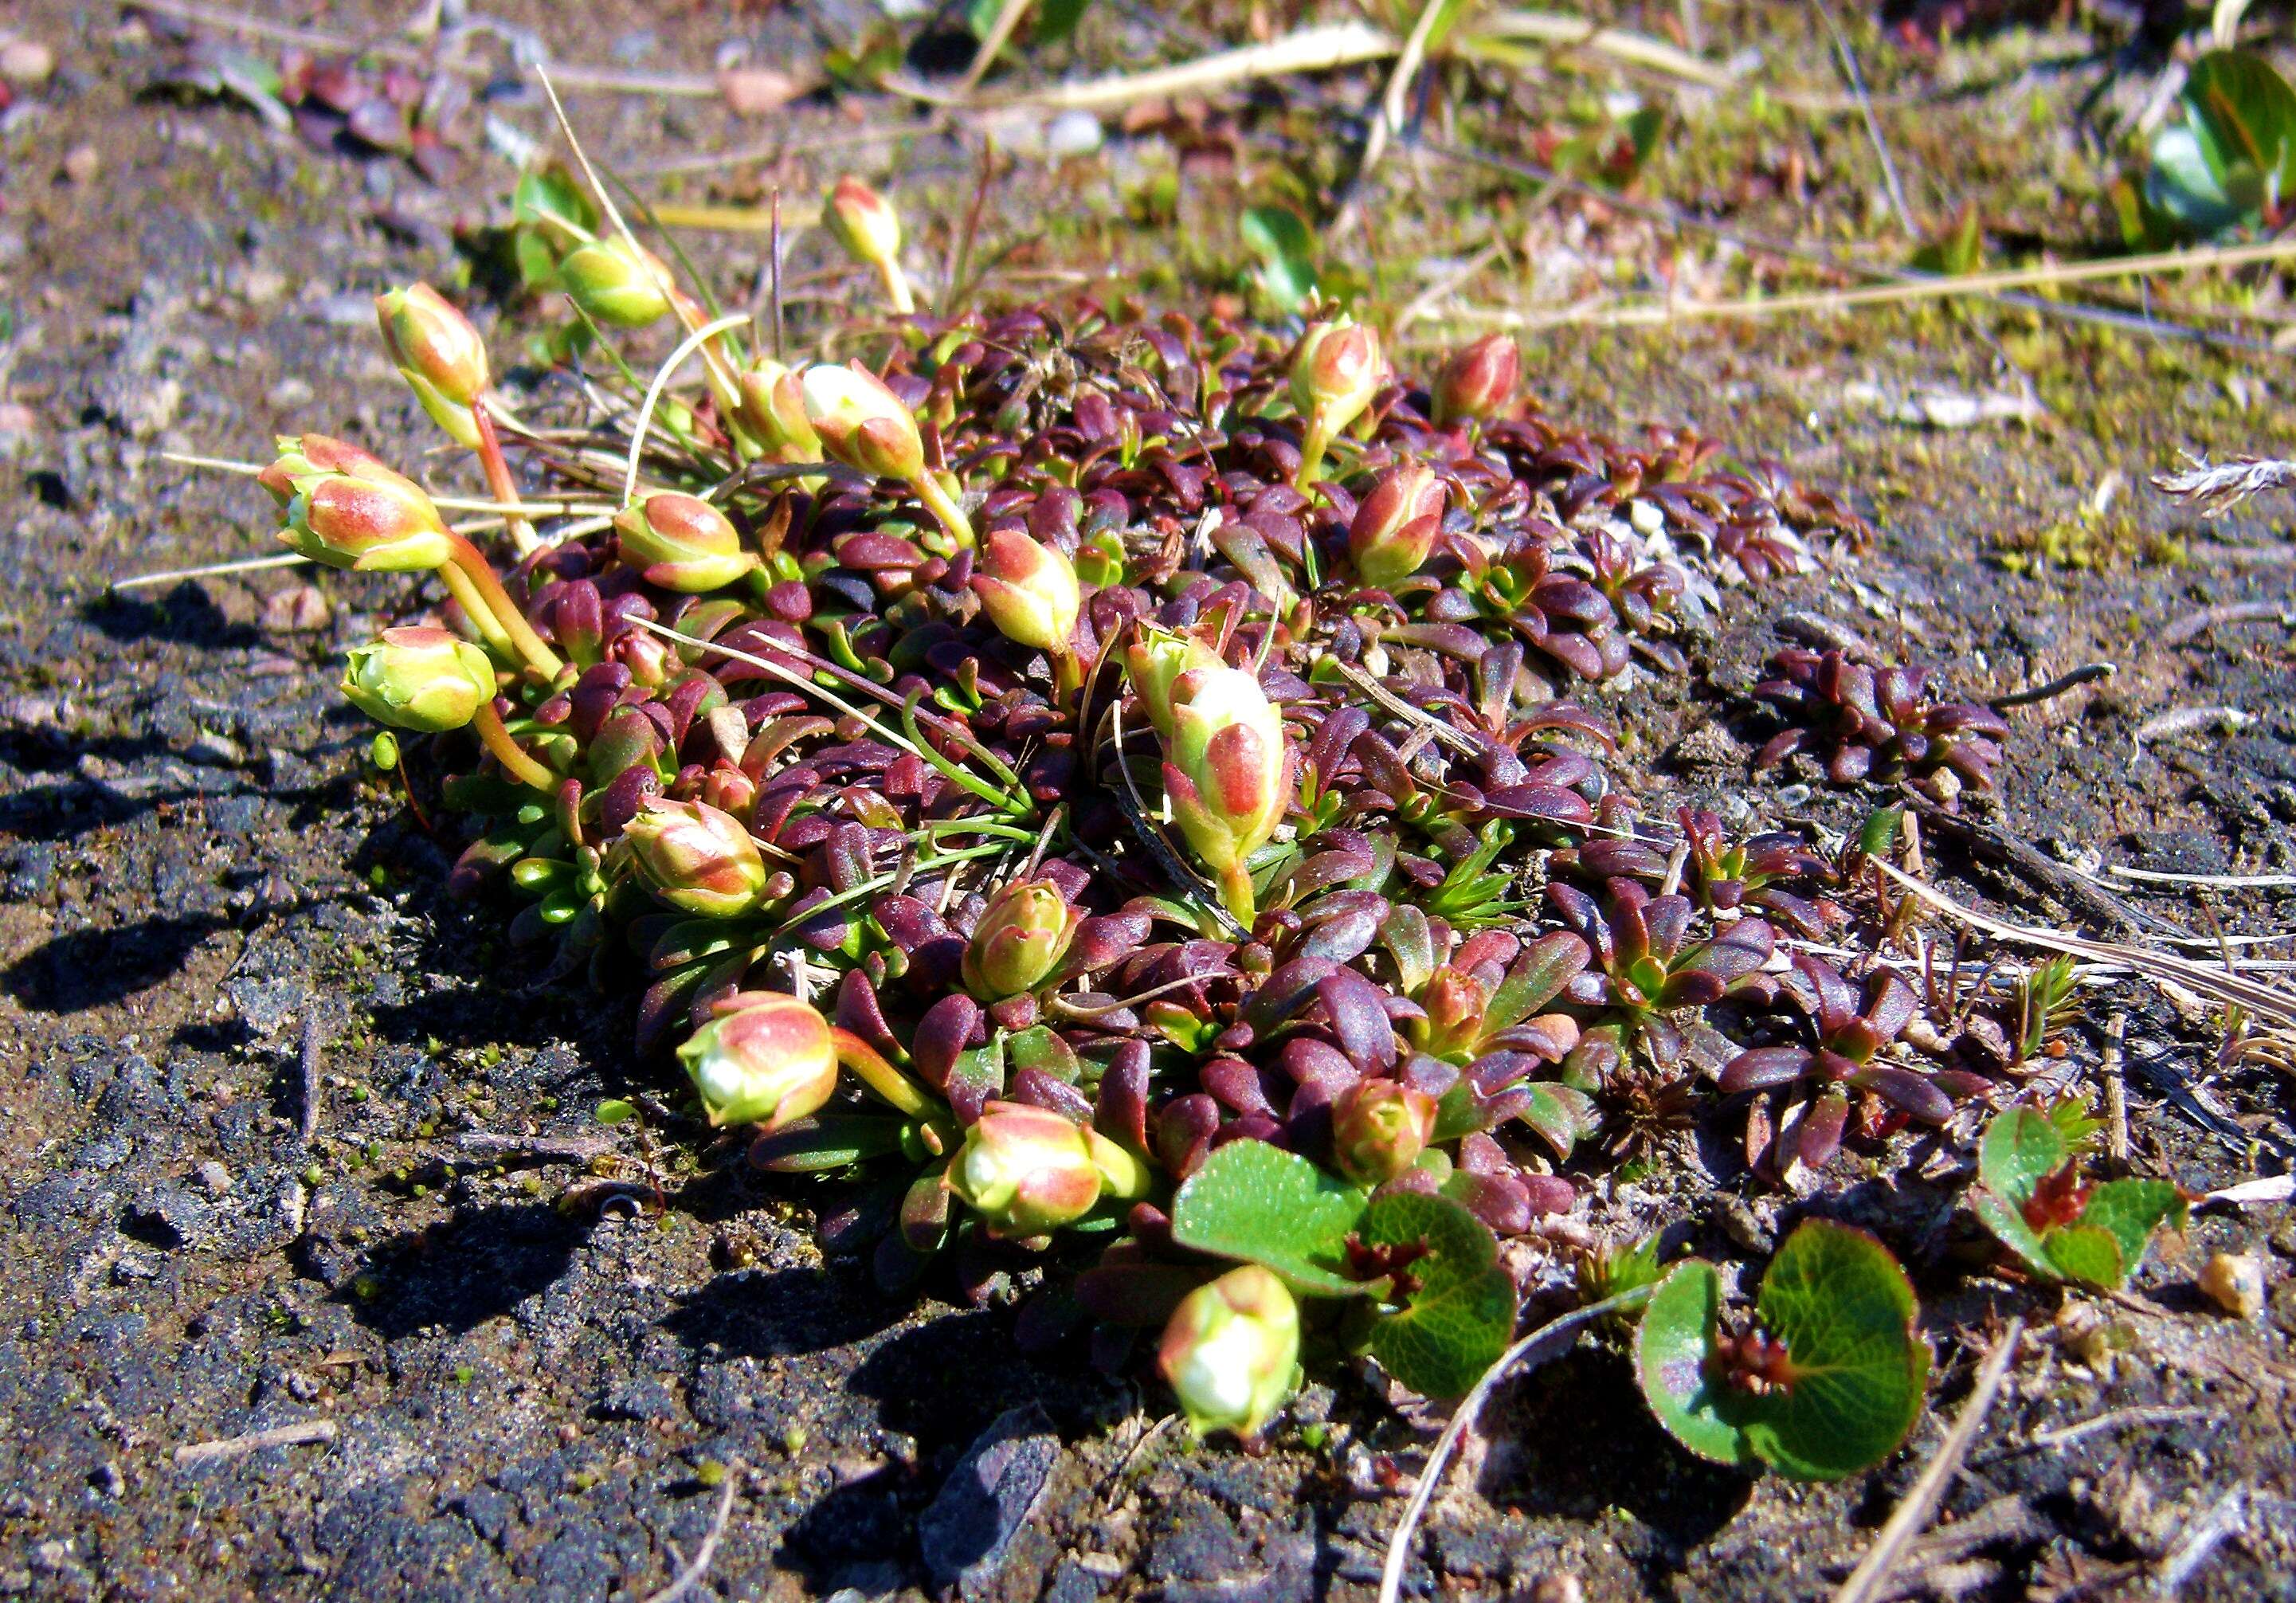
[[229, 163, 2161, 1471]]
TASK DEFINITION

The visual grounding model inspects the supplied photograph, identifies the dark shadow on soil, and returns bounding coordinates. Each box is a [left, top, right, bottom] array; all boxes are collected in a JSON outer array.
[[345, 1201, 594, 1340], [80, 587, 265, 651], [2, 913, 234, 1011], [663, 1265, 913, 1363], [1479, 1346, 1756, 1586]]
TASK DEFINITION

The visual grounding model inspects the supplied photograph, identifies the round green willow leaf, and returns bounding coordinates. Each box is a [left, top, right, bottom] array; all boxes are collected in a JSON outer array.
[[1167, 1139, 1370, 1298], [1359, 1191, 1515, 1400], [1634, 1260, 1757, 1469], [1745, 1220, 1929, 1480]]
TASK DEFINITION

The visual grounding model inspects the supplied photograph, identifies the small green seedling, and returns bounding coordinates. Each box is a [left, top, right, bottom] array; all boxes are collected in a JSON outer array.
[[1636, 1219, 1928, 1480], [1969, 1106, 2188, 1291], [1168, 1139, 1515, 1399]]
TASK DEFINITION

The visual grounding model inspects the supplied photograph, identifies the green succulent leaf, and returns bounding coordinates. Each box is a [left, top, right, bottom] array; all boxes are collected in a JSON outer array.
[[1359, 1190, 1517, 1399], [1168, 1139, 1371, 1297], [1240, 205, 1319, 312], [1636, 1221, 1928, 1480]]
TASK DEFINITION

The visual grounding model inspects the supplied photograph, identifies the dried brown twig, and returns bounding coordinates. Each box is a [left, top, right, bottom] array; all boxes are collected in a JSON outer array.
[[2153, 454, 2296, 516]]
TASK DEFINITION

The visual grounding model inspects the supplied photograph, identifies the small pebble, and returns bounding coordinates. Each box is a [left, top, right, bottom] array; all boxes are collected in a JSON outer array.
[[2198, 1252, 2263, 1319], [61, 145, 98, 186], [0, 40, 55, 87], [194, 1161, 233, 1199]]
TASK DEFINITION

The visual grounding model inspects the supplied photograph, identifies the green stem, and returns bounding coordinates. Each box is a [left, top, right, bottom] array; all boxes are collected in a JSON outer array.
[[831, 1026, 940, 1123], [435, 562, 519, 664], [1295, 414, 1334, 498], [471, 701, 559, 792], [444, 533, 565, 680], [1052, 648, 1083, 709], [909, 472, 974, 549], [882, 262, 917, 317]]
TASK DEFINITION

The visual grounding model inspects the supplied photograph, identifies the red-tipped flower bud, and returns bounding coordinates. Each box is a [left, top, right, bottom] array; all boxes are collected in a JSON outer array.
[[1330, 1078, 1438, 1186], [946, 1100, 1104, 1238], [1162, 664, 1291, 923], [961, 879, 1082, 1001], [258, 433, 395, 505], [970, 529, 1080, 656], [1157, 1264, 1302, 1440], [1122, 624, 1224, 741], [560, 236, 676, 327], [799, 362, 926, 483], [271, 438, 453, 573], [1432, 333, 1520, 425], [1291, 317, 1382, 433], [375, 283, 490, 448], [677, 991, 839, 1130], [339, 626, 496, 733], [733, 359, 822, 464], [614, 492, 756, 593], [1347, 462, 1446, 588], [824, 177, 902, 276], [624, 798, 771, 917]]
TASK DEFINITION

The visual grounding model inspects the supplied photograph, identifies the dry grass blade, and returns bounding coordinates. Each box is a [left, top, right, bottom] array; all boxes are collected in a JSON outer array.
[[1456, 238, 2296, 331], [623, 312, 750, 505], [1832, 1317, 2024, 1603], [1473, 10, 1741, 88], [1871, 860, 2296, 1029], [899, 21, 1397, 111], [1357, 0, 1456, 198], [642, 1464, 741, 1603]]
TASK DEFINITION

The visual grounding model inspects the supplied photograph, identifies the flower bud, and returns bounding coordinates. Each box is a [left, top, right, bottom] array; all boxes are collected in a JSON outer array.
[[1162, 665, 1290, 921], [614, 492, 756, 592], [1291, 316, 1382, 434], [1348, 462, 1446, 588], [961, 879, 1082, 1001], [733, 358, 821, 463], [946, 1099, 1103, 1238], [824, 177, 902, 277], [560, 236, 676, 327], [1123, 625, 1224, 740], [1330, 1078, 1438, 1186], [1432, 333, 1519, 425], [258, 433, 395, 504], [800, 362, 926, 482], [273, 441, 453, 573], [676, 991, 839, 1130], [339, 626, 496, 733], [970, 529, 1080, 656], [1158, 1264, 1302, 1440], [375, 283, 490, 447], [624, 797, 771, 917]]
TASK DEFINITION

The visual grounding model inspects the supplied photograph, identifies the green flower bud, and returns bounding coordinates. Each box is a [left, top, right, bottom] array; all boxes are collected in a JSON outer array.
[[560, 236, 676, 327], [272, 437, 453, 573], [614, 492, 756, 592], [374, 283, 490, 448], [339, 626, 496, 733], [1330, 1078, 1438, 1187], [1158, 1264, 1302, 1440], [1347, 462, 1445, 589], [624, 798, 771, 917], [733, 358, 821, 463], [800, 361, 926, 483], [946, 1100, 1103, 1239], [1160, 664, 1291, 923], [960, 878, 1082, 1001], [1122, 624, 1224, 741], [823, 176, 903, 277], [676, 991, 839, 1130], [1432, 332, 1519, 425], [970, 529, 1080, 656], [1291, 316, 1381, 435]]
